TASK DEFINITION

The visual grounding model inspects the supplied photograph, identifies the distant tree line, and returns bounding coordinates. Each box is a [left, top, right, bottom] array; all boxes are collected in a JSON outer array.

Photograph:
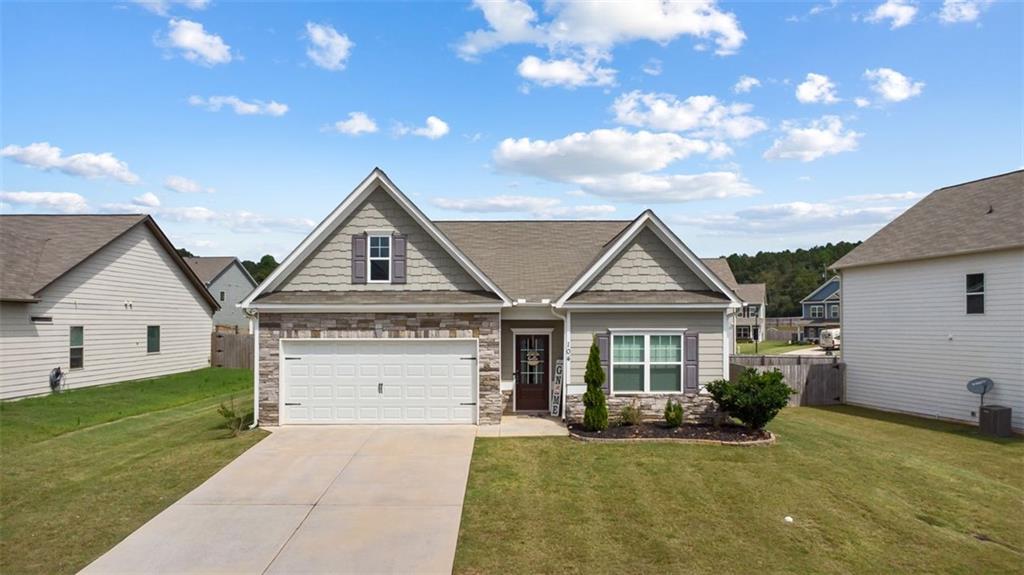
[[176, 248, 280, 283], [724, 241, 860, 317]]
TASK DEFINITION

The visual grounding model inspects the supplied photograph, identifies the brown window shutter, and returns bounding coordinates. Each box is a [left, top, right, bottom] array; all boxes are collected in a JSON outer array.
[[391, 233, 407, 284], [596, 332, 610, 395], [684, 332, 699, 393], [351, 233, 367, 284]]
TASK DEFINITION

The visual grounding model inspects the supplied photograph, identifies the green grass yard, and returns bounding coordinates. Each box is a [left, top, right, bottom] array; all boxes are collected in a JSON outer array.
[[0, 368, 266, 575], [738, 339, 818, 355], [455, 406, 1024, 574]]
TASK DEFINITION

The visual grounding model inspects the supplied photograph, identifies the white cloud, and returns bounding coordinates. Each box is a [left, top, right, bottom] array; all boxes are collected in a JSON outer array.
[[844, 191, 923, 202], [675, 200, 907, 234], [188, 95, 288, 116], [132, 192, 162, 207], [809, 0, 841, 16], [764, 116, 862, 162], [0, 191, 90, 213], [517, 55, 616, 88], [1, 142, 139, 183], [305, 22, 353, 71], [493, 128, 758, 202], [642, 58, 663, 76], [864, 67, 924, 102], [396, 116, 450, 139], [101, 201, 317, 233], [866, 0, 918, 29], [161, 19, 232, 66], [854, 97, 871, 108], [458, 0, 746, 59], [612, 91, 767, 140], [431, 195, 616, 219], [733, 75, 761, 93], [325, 112, 379, 135], [939, 0, 993, 23], [164, 175, 214, 194], [457, 0, 744, 89], [795, 73, 840, 104], [134, 0, 209, 16]]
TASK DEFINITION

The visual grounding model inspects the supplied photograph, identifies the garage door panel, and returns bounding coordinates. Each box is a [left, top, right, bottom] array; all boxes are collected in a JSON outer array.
[[282, 339, 476, 424]]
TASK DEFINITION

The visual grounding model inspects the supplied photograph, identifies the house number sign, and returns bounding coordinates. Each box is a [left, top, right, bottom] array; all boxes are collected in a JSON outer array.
[[550, 360, 563, 416]]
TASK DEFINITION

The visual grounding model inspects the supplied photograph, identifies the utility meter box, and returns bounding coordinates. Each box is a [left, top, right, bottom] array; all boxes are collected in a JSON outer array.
[[979, 405, 1012, 437]]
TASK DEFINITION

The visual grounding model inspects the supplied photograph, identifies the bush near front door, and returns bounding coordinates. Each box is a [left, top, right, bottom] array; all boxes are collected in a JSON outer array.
[[582, 340, 608, 431]]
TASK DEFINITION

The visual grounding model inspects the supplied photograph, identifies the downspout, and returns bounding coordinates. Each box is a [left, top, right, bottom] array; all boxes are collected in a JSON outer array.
[[250, 310, 260, 429]]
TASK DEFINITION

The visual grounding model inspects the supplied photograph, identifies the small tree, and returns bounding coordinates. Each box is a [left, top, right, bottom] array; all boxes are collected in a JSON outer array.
[[582, 340, 608, 431], [705, 368, 793, 430], [664, 399, 683, 428]]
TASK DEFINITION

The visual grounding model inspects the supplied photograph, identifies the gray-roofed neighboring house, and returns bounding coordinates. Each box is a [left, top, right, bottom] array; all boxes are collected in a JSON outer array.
[[703, 257, 767, 344], [185, 256, 257, 333], [832, 170, 1024, 431], [0, 214, 218, 399]]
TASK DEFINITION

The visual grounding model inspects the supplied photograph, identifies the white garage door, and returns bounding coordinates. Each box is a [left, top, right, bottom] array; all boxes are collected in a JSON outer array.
[[280, 339, 477, 424]]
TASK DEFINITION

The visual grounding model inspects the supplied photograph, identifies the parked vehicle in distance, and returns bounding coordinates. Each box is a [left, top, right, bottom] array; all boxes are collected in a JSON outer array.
[[820, 328, 841, 351]]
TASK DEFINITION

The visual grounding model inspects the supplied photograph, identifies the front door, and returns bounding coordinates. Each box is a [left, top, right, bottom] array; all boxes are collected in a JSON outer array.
[[515, 334, 549, 411]]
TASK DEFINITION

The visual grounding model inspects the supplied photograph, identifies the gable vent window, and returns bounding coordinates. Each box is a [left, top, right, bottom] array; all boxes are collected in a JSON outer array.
[[966, 273, 985, 314], [368, 235, 391, 283]]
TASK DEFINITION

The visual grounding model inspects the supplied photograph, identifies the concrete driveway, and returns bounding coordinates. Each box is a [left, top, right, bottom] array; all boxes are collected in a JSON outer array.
[[82, 426, 476, 575]]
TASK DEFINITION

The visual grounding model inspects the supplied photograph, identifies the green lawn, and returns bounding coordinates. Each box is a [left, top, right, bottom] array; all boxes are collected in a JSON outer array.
[[0, 368, 267, 575], [738, 339, 818, 355], [455, 406, 1024, 574]]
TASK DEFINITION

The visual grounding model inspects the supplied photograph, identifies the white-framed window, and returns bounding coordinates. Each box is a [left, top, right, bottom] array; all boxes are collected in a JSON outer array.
[[810, 305, 824, 319], [69, 326, 84, 369], [966, 273, 984, 314], [147, 325, 161, 354], [744, 305, 759, 318], [829, 304, 839, 318], [736, 326, 751, 340], [611, 333, 683, 394], [368, 235, 391, 282]]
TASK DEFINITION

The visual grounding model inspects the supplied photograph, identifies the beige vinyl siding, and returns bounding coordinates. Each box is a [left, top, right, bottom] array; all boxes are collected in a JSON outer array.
[[209, 262, 255, 332], [586, 228, 708, 292], [281, 187, 482, 292], [0, 225, 213, 399], [567, 311, 724, 393], [842, 248, 1024, 430]]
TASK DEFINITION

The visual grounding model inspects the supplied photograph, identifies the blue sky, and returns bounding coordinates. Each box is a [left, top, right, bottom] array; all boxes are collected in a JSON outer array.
[[2, 0, 1021, 261]]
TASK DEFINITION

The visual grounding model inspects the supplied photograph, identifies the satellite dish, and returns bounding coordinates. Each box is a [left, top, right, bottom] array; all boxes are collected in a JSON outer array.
[[967, 377, 994, 407]]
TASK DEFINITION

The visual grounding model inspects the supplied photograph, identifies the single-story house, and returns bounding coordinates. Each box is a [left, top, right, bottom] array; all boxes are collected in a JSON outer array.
[[798, 276, 841, 342], [832, 170, 1023, 430], [0, 215, 219, 399], [185, 256, 257, 333], [241, 168, 749, 426]]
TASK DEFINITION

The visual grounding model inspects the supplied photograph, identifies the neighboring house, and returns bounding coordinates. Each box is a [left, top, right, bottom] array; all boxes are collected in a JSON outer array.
[[703, 258, 766, 344], [185, 256, 257, 333], [798, 276, 841, 342], [241, 169, 744, 427], [0, 215, 218, 399], [832, 170, 1024, 430]]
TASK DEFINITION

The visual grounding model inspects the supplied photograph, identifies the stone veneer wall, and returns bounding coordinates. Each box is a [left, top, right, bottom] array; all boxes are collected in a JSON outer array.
[[565, 393, 718, 425], [258, 312, 501, 426]]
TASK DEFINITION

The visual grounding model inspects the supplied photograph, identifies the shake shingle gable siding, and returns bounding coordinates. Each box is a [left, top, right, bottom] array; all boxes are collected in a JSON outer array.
[[282, 188, 483, 292], [585, 228, 710, 292]]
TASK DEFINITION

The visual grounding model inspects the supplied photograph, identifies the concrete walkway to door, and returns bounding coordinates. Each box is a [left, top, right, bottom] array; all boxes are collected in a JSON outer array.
[[81, 426, 476, 575]]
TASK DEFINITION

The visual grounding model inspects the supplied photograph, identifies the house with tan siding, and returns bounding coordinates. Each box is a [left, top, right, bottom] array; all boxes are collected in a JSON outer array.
[[185, 256, 257, 333], [241, 168, 761, 427], [0, 215, 219, 399], [832, 170, 1024, 430]]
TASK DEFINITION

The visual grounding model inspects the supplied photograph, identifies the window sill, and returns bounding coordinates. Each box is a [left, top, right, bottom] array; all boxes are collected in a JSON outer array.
[[611, 391, 684, 396]]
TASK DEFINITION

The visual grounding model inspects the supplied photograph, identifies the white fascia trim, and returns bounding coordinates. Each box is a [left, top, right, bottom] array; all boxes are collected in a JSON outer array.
[[510, 327, 555, 335], [799, 276, 840, 304], [560, 303, 738, 311], [240, 169, 512, 308], [553, 211, 742, 307], [250, 303, 503, 313]]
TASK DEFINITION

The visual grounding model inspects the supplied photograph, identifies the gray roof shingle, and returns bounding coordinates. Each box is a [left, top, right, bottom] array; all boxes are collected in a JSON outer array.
[[254, 290, 502, 305], [832, 170, 1024, 270], [566, 290, 731, 305], [185, 256, 241, 285]]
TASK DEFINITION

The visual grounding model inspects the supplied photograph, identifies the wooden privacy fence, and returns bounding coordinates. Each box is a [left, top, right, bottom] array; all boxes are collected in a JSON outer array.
[[729, 355, 845, 406], [211, 332, 253, 370]]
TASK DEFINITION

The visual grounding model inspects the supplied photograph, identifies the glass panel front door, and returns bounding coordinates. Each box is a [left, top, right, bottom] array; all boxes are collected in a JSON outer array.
[[515, 334, 549, 411]]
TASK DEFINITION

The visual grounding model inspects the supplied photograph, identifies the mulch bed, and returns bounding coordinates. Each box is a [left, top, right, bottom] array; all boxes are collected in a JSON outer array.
[[568, 422, 773, 444]]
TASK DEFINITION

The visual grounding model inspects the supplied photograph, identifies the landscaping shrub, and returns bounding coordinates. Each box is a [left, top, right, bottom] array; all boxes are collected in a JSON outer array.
[[705, 369, 793, 430], [582, 340, 608, 431], [217, 395, 253, 436], [664, 399, 684, 428], [619, 400, 642, 426]]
